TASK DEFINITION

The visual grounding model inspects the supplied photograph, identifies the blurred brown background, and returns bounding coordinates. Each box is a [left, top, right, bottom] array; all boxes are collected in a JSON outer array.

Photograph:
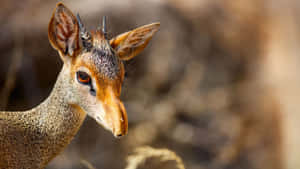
[[1, 0, 300, 169]]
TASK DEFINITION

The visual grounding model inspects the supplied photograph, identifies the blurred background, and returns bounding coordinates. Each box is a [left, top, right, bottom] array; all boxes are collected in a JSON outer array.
[[1, 0, 300, 169]]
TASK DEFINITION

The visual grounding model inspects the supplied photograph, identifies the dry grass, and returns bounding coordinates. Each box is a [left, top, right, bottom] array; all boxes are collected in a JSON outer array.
[[80, 159, 97, 169], [125, 146, 186, 169], [81, 146, 186, 169]]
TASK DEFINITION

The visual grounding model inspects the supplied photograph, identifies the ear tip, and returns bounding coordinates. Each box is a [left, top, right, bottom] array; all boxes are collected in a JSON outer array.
[[55, 2, 68, 12], [150, 22, 160, 27], [153, 22, 160, 26], [56, 2, 66, 8], [149, 22, 160, 31]]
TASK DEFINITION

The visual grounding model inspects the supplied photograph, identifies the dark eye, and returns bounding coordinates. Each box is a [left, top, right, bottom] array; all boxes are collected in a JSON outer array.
[[76, 71, 91, 85]]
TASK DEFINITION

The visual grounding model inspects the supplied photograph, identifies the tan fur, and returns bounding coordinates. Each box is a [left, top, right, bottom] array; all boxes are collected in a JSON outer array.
[[0, 2, 159, 169], [0, 67, 86, 168]]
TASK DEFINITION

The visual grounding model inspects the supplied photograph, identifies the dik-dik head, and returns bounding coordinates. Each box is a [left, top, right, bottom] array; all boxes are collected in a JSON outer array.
[[48, 3, 159, 137]]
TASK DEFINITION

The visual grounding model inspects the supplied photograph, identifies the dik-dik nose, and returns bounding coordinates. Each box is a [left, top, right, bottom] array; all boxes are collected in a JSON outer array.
[[112, 101, 128, 138]]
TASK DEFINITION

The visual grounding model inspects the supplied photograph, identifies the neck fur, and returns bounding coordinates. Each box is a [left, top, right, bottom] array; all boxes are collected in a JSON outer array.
[[0, 65, 87, 168]]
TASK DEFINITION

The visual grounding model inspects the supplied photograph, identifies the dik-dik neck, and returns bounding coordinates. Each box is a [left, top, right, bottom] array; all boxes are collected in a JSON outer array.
[[1, 65, 87, 133], [33, 65, 87, 141], [0, 65, 87, 168]]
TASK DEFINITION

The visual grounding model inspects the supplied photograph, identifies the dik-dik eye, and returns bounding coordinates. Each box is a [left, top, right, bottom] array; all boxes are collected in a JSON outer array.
[[76, 71, 91, 85]]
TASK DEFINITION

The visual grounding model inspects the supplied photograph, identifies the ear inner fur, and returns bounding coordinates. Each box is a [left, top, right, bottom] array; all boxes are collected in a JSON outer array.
[[109, 22, 160, 61], [48, 2, 80, 59]]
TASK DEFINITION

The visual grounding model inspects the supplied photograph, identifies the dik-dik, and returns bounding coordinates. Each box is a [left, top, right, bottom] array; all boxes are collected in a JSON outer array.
[[0, 2, 159, 169]]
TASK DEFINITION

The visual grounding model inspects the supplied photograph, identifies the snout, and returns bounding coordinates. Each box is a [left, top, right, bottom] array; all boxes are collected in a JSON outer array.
[[93, 98, 128, 138], [107, 100, 128, 137], [87, 87, 128, 138]]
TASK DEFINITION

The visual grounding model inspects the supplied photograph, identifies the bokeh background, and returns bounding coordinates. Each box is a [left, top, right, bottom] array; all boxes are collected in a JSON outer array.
[[1, 0, 300, 169]]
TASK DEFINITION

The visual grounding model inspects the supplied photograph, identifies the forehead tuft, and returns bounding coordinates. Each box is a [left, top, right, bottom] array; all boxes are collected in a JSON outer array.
[[79, 30, 121, 79], [86, 47, 120, 79]]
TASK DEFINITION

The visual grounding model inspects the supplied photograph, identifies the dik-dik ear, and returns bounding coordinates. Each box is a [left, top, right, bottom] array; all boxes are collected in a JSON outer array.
[[110, 23, 160, 61], [48, 2, 80, 62]]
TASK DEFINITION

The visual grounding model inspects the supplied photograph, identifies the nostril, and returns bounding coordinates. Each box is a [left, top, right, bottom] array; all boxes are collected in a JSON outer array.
[[115, 133, 124, 138]]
